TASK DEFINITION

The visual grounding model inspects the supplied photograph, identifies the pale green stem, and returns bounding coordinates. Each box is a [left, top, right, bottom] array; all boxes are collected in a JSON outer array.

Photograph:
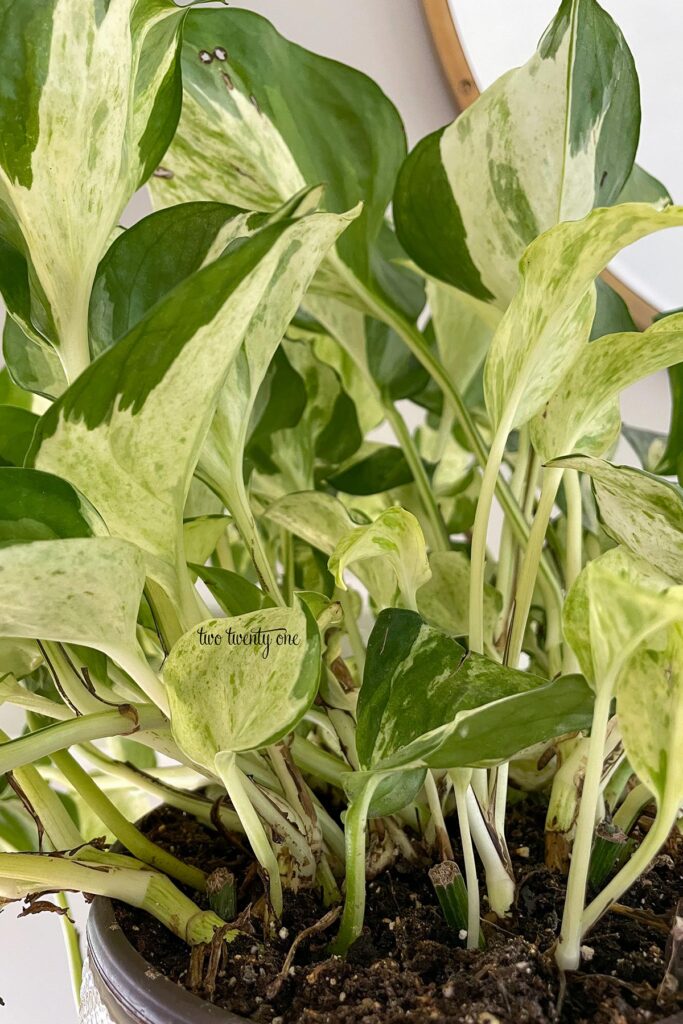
[[51, 749, 206, 892], [563, 470, 583, 674], [556, 682, 614, 972], [77, 744, 244, 835], [214, 479, 285, 606], [0, 854, 228, 945], [613, 782, 652, 833], [105, 646, 170, 716], [466, 786, 515, 917], [424, 770, 454, 860], [493, 762, 509, 836], [329, 775, 383, 954], [383, 401, 450, 552], [345, 274, 562, 607], [215, 752, 283, 916], [469, 417, 514, 655], [290, 734, 352, 788], [337, 588, 366, 678], [0, 677, 72, 720], [451, 772, 481, 950], [495, 429, 532, 640], [580, 809, 675, 939], [506, 467, 564, 670], [57, 892, 82, 1011], [0, 706, 166, 775], [41, 642, 103, 716], [281, 527, 295, 604]]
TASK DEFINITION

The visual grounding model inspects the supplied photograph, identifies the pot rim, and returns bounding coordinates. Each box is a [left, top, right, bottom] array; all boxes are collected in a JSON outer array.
[[87, 896, 247, 1024]]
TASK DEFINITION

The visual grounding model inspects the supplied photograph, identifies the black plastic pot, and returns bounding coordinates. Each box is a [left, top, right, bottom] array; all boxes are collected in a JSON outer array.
[[82, 896, 245, 1024]]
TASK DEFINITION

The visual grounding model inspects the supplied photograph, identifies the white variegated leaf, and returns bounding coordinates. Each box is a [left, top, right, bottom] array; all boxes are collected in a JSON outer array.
[[551, 456, 683, 583], [394, 0, 640, 308], [532, 313, 683, 462], [0, 0, 186, 380], [484, 204, 683, 430], [328, 506, 431, 612]]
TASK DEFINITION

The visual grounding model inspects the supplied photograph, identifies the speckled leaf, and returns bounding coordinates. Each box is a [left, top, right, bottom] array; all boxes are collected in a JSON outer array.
[[265, 492, 396, 607], [562, 547, 683, 689], [617, 622, 683, 816], [182, 514, 231, 568], [28, 217, 341, 620], [0, 538, 146, 661], [532, 312, 683, 462], [394, 0, 639, 307], [329, 507, 431, 611], [551, 456, 683, 583], [484, 204, 683, 430], [356, 609, 594, 772], [163, 600, 321, 768], [0, 0, 187, 380]]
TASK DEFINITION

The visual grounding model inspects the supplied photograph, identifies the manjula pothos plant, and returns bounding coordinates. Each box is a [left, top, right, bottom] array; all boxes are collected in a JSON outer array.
[[0, 0, 682, 1011]]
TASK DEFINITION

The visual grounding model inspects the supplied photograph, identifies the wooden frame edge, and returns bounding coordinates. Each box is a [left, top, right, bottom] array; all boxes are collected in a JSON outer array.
[[420, 0, 659, 327]]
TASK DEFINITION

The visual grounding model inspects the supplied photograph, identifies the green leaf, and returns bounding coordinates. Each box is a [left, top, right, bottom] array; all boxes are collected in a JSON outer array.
[[656, 363, 683, 483], [0, 367, 35, 411], [484, 203, 683, 431], [0, 0, 187, 379], [617, 622, 683, 817], [0, 468, 103, 545], [426, 279, 500, 392], [188, 563, 274, 618], [89, 201, 253, 357], [394, 0, 639, 306], [0, 407, 38, 468], [326, 446, 416, 496], [150, 7, 406, 284], [29, 214, 348, 620], [329, 507, 431, 611], [0, 802, 38, 853], [356, 609, 594, 771], [163, 600, 321, 767], [562, 547, 683, 688], [416, 551, 501, 638], [532, 312, 683, 462], [622, 425, 669, 474], [590, 278, 636, 342], [551, 456, 683, 583]]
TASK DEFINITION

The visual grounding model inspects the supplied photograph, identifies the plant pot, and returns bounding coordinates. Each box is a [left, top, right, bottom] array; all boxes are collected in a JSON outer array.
[[80, 896, 245, 1024]]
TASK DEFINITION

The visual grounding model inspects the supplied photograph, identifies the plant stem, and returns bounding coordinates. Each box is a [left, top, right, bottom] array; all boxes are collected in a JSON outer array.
[[0, 854, 228, 945], [383, 401, 450, 552], [424, 770, 454, 860], [0, 706, 165, 775], [556, 682, 614, 971], [78, 744, 244, 835], [57, 891, 82, 1011], [51, 749, 207, 892], [451, 771, 482, 949], [106, 646, 170, 716], [348, 277, 562, 606], [506, 467, 564, 669], [290, 734, 352, 788], [214, 479, 285, 606], [215, 751, 284, 916], [337, 588, 366, 677], [329, 775, 383, 955], [613, 783, 652, 833], [580, 809, 675, 939]]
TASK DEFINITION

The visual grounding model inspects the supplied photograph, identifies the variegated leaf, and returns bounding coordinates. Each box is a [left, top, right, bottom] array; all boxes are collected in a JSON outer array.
[[484, 203, 683, 431], [0, 0, 187, 380], [562, 546, 683, 689], [264, 491, 397, 607], [617, 622, 683, 817], [551, 456, 683, 583], [356, 609, 593, 772], [29, 215, 348, 626], [328, 507, 431, 611], [163, 600, 320, 767], [416, 551, 501, 639], [149, 7, 405, 287], [532, 313, 683, 461], [394, 0, 639, 307], [0, 467, 104, 545]]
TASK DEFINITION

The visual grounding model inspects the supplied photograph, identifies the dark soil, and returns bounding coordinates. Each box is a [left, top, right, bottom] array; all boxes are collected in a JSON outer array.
[[114, 800, 683, 1024]]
